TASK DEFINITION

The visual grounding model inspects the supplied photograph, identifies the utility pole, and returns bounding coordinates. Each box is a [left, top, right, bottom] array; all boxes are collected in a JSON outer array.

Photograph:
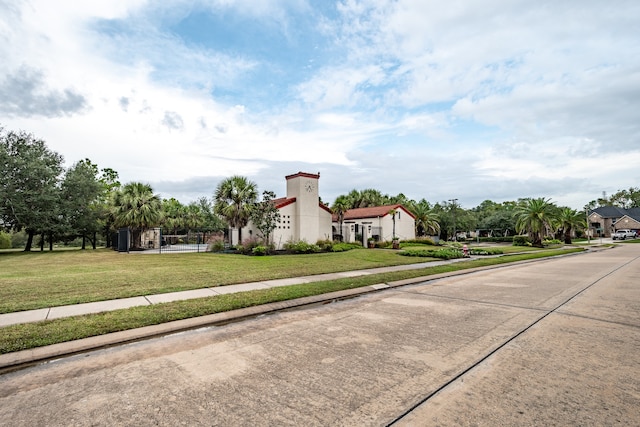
[[448, 198, 458, 241]]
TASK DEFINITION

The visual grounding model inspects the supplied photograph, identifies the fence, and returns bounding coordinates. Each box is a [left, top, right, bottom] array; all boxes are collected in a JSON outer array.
[[114, 228, 225, 253]]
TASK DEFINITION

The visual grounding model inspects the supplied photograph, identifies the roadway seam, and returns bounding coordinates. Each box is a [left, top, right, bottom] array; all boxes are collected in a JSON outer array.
[[386, 252, 640, 426]]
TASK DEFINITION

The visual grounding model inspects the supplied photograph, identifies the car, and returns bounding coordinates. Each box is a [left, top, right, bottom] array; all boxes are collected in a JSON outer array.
[[612, 229, 638, 240]]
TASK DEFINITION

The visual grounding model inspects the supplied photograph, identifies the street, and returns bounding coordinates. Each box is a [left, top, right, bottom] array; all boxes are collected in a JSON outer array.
[[1, 245, 639, 426]]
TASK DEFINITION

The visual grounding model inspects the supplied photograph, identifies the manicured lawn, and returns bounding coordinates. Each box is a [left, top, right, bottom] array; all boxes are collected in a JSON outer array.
[[0, 247, 584, 354], [0, 248, 433, 313]]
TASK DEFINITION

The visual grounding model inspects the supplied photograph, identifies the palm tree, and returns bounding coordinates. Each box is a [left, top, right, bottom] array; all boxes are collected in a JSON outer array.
[[344, 188, 386, 208], [557, 207, 585, 244], [514, 198, 557, 247], [331, 196, 350, 241], [161, 198, 186, 235], [213, 175, 258, 246], [388, 208, 398, 240], [408, 199, 440, 237], [112, 182, 163, 249]]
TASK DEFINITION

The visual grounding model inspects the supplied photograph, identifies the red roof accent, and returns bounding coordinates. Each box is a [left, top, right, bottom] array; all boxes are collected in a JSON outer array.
[[273, 196, 331, 214], [274, 197, 296, 208], [319, 203, 333, 214], [285, 171, 320, 180], [332, 204, 416, 221]]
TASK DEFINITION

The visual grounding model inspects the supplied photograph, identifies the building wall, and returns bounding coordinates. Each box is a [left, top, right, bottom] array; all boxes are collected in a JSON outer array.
[[272, 203, 296, 248], [286, 172, 321, 243], [339, 208, 416, 244], [318, 209, 333, 242], [588, 213, 615, 237], [242, 172, 332, 249], [614, 216, 640, 232], [385, 209, 415, 240]]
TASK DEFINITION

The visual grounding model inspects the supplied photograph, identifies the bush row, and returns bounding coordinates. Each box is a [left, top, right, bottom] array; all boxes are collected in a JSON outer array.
[[399, 247, 504, 259], [214, 237, 365, 256]]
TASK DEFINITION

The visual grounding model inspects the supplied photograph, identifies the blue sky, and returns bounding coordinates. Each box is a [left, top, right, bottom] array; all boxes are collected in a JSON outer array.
[[1, 0, 639, 209]]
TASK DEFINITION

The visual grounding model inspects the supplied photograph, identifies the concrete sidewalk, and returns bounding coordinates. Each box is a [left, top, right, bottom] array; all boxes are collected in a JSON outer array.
[[0, 258, 473, 328]]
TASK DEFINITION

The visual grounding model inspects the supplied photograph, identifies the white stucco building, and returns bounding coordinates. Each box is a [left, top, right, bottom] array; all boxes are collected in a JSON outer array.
[[242, 171, 333, 249], [332, 204, 416, 244]]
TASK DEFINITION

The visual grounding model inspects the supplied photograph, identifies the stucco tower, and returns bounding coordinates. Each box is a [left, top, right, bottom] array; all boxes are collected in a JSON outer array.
[[285, 171, 320, 242]]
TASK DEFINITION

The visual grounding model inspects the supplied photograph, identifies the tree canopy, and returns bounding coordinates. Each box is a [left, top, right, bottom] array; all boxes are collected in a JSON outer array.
[[0, 129, 64, 250], [250, 190, 281, 245], [112, 182, 163, 249], [213, 175, 258, 245]]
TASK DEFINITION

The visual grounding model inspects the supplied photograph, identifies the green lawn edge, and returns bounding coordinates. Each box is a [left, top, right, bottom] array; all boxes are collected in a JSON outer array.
[[0, 248, 583, 354]]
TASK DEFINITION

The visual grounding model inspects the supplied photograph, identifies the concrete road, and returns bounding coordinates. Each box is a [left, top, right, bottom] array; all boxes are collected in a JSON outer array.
[[1, 245, 638, 426]]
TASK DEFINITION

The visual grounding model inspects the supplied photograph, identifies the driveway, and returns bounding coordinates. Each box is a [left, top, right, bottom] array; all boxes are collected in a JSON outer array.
[[1, 244, 638, 426]]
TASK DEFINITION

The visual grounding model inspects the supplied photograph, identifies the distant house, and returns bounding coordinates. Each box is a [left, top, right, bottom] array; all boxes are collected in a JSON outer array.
[[588, 206, 640, 237], [242, 172, 333, 249], [332, 204, 416, 244]]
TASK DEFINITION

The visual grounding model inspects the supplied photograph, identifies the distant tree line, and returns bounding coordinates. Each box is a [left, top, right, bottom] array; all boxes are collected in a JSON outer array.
[[328, 189, 595, 247], [0, 127, 226, 251], [2, 126, 636, 251]]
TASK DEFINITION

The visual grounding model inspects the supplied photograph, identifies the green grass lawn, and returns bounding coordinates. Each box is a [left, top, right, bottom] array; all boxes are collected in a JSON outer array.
[[0, 246, 584, 354], [0, 247, 437, 313]]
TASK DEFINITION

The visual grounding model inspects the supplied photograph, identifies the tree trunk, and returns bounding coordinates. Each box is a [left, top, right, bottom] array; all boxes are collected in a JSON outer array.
[[39, 233, 45, 251], [105, 227, 112, 248], [92, 232, 97, 250], [564, 228, 572, 244], [24, 229, 34, 251], [49, 232, 53, 251], [533, 232, 543, 247]]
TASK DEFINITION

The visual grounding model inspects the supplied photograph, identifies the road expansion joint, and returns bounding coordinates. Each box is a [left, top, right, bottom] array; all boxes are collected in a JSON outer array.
[[386, 256, 635, 426]]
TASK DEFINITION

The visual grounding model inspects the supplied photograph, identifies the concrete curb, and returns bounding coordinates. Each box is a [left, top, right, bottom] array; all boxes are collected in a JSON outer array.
[[0, 247, 608, 372]]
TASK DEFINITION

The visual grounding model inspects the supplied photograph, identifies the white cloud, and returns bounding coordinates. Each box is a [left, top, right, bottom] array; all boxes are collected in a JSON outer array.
[[1, 0, 639, 210]]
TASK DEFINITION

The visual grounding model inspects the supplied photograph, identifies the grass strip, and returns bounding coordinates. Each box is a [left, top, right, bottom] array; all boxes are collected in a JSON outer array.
[[0, 248, 582, 354], [0, 249, 430, 313]]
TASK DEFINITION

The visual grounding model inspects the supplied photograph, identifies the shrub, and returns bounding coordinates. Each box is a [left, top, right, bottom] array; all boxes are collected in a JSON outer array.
[[236, 237, 262, 255], [543, 239, 562, 245], [477, 236, 514, 243], [330, 242, 362, 252], [402, 238, 437, 246], [399, 248, 463, 260], [283, 240, 321, 254], [10, 230, 27, 249], [513, 235, 531, 246], [0, 232, 10, 250], [206, 234, 225, 252], [251, 245, 269, 256], [316, 239, 335, 252], [469, 248, 504, 255]]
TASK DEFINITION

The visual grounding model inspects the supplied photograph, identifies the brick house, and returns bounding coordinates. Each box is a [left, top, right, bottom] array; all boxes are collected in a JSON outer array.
[[588, 206, 640, 237]]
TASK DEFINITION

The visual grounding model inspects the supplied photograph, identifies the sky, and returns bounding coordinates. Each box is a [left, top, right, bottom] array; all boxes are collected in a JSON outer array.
[[1, 0, 639, 210]]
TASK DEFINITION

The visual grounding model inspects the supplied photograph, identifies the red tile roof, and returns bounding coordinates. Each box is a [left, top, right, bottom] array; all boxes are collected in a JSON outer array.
[[332, 204, 416, 221], [273, 197, 295, 208], [285, 171, 320, 180], [271, 196, 332, 213]]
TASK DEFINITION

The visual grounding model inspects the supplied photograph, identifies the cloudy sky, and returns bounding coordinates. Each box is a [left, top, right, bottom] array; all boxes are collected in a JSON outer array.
[[1, 0, 638, 209]]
